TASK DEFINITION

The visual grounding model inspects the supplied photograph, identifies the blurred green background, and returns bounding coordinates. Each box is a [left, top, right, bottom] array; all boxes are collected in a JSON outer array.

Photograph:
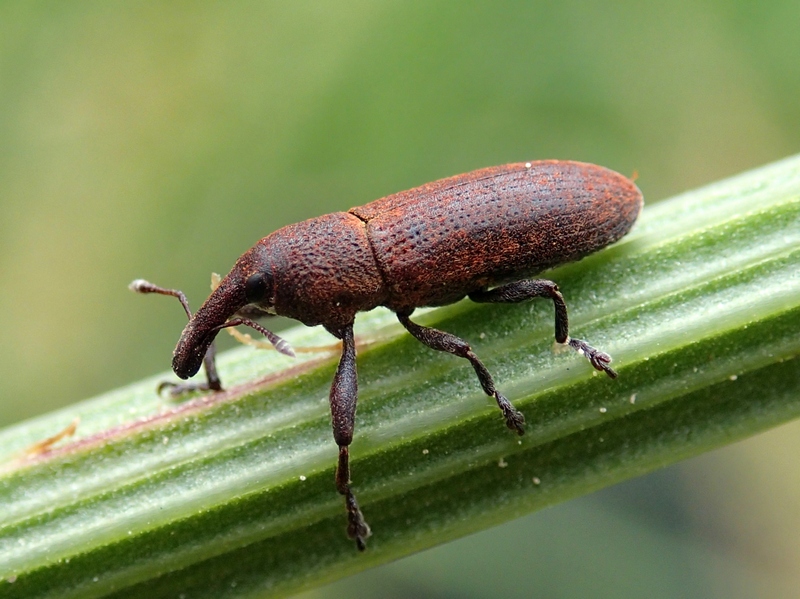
[[1, 2, 799, 597]]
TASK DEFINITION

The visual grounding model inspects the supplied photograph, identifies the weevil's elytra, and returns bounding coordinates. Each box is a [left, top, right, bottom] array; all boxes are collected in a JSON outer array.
[[132, 160, 643, 551]]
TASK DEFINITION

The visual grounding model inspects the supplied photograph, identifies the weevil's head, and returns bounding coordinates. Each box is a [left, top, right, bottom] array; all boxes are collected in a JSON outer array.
[[172, 243, 276, 379]]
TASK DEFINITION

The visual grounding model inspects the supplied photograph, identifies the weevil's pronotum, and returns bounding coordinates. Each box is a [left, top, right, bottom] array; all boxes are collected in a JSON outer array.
[[132, 160, 643, 550]]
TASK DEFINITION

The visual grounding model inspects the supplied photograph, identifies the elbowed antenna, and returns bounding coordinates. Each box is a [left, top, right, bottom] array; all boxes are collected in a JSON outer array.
[[130, 278, 225, 392], [129, 279, 193, 319], [129, 276, 293, 384]]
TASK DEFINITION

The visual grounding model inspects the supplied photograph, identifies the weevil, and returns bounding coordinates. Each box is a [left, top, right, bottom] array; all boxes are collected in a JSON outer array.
[[132, 160, 643, 550]]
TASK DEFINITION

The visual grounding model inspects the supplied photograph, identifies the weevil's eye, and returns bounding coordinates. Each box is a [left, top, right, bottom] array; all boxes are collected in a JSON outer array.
[[245, 272, 271, 305]]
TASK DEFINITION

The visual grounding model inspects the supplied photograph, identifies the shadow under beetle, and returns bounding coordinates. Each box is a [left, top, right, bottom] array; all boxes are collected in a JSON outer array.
[[132, 160, 643, 551]]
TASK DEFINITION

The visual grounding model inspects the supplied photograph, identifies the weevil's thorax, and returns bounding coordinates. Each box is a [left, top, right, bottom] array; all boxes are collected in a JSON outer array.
[[264, 212, 388, 329]]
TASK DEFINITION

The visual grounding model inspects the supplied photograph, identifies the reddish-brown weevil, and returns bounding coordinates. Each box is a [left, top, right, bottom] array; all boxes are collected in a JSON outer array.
[[131, 160, 643, 550]]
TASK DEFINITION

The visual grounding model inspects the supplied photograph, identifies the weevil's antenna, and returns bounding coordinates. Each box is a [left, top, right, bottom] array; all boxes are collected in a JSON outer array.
[[209, 317, 295, 358], [129, 279, 193, 321], [130, 278, 224, 394]]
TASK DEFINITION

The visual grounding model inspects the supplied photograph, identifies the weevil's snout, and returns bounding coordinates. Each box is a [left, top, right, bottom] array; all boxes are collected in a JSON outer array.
[[171, 243, 274, 379], [172, 272, 247, 379], [172, 325, 213, 379]]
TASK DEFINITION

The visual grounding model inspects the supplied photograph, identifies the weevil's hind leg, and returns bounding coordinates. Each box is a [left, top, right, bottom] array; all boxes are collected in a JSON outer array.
[[396, 311, 525, 435], [327, 323, 371, 550], [469, 279, 617, 378], [158, 342, 224, 397]]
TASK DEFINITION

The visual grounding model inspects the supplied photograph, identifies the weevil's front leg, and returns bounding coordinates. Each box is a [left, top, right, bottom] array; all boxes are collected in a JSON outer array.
[[469, 279, 617, 378], [158, 342, 223, 396], [396, 311, 525, 435], [328, 323, 371, 551]]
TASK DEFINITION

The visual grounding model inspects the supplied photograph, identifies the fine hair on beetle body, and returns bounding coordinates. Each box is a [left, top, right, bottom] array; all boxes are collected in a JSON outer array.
[[131, 159, 643, 551]]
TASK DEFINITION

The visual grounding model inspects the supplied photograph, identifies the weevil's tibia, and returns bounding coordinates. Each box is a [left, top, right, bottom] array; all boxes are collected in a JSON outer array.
[[469, 279, 618, 378], [328, 324, 371, 550], [396, 311, 526, 435]]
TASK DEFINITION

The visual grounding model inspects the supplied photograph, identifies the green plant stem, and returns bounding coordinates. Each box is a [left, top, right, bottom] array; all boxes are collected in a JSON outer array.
[[1, 155, 799, 599]]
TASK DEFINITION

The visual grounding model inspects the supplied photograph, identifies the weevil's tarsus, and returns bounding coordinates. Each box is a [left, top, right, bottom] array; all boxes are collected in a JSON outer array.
[[568, 338, 617, 378], [339, 446, 371, 551], [158, 380, 212, 397]]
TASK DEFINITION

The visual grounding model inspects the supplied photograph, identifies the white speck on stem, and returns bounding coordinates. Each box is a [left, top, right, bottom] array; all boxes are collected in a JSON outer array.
[[729, 374, 738, 381], [630, 393, 637, 404], [498, 458, 508, 468], [422, 448, 429, 455], [599, 407, 607, 413], [532, 477, 541, 485], [299, 475, 307, 481]]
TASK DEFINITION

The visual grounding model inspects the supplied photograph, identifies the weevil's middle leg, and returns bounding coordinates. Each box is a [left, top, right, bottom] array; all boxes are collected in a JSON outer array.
[[469, 279, 617, 378], [328, 323, 371, 550], [396, 311, 525, 435]]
